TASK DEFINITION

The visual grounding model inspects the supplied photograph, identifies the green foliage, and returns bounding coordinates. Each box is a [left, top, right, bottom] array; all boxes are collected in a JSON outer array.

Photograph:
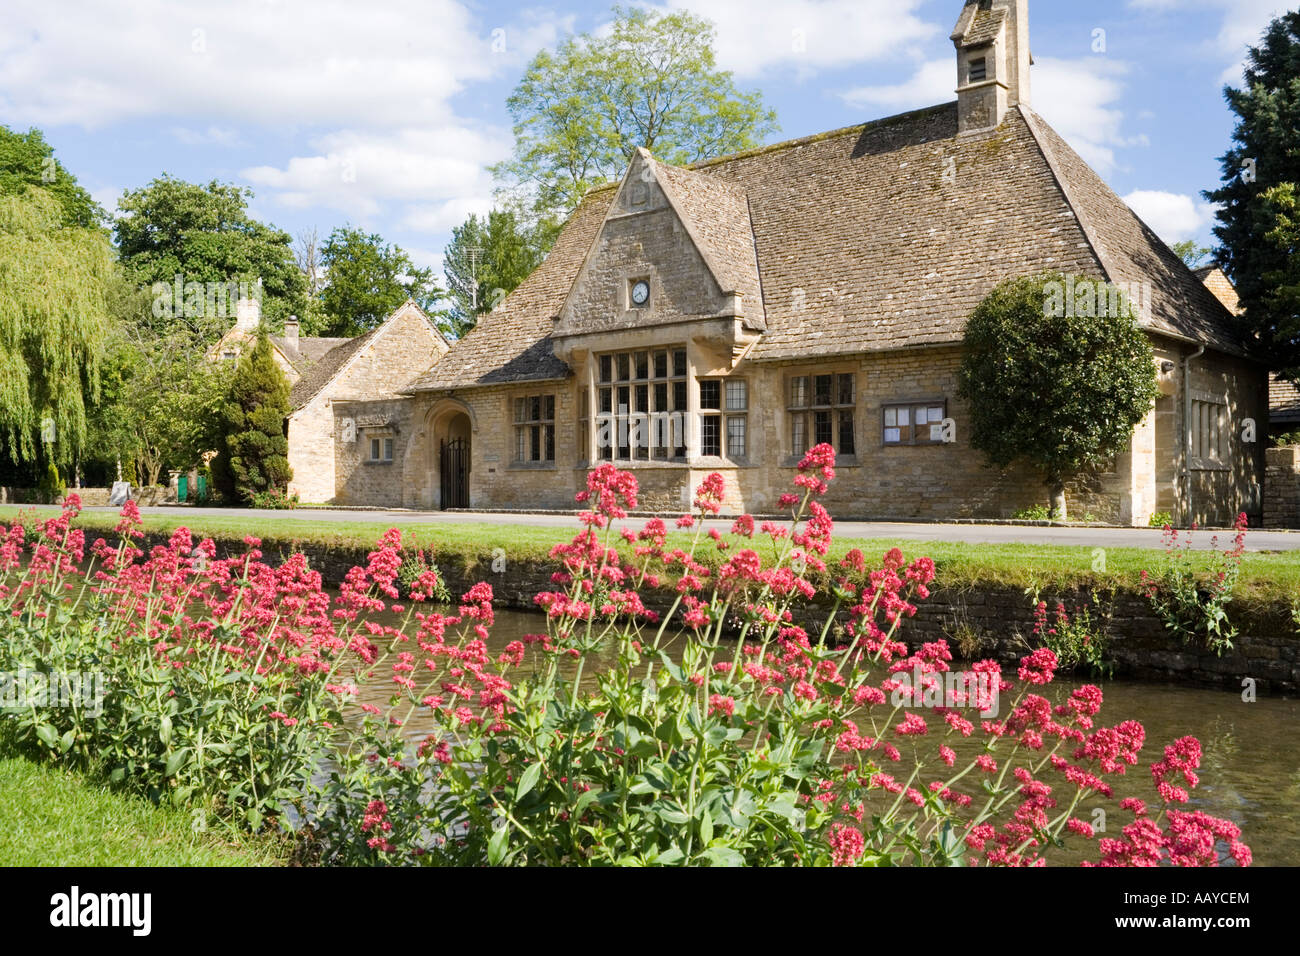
[[37, 462, 65, 503], [317, 226, 444, 337], [1204, 12, 1300, 377], [1149, 511, 1174, 528], [443, 209, 548, 337], [493, 5, 778, 224], [1275, 429, 1300, 446], [1025, 587, 1115, 680], [0, 188, 113, 467], [1142, 519, 1247, 656], [114, 175, 308, 334], [0, 125, 106, 229], [1012, 504, 1055, 521], [1169, 241, 1212, 269], [82, 273, 232, 486], [958, 272, 1160, 518], [249, 488, 299, 510], [214, 334, 292, 504], [397, 551, 451, 603]]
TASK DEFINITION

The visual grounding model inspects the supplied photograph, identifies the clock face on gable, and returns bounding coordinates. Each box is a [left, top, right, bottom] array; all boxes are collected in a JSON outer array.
[[630, 280, 650, 306]]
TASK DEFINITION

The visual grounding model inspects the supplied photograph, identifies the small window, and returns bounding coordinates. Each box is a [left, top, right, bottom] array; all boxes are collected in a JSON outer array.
[[969, 57, 987, 83], [699, 378, 746, 460], [514, 394, 555, 463], [1190, 399, 1227, 464], [383, 438, 394, 462], [883, 401, 948, 446], [370, 438, 380, 460], [789, 371, 857, 456], [369, 436, 394, 463]]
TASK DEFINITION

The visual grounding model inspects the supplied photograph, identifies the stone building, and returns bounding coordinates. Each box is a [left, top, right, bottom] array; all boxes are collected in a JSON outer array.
[[1193, 263, 1299, 444], [262, 0, 1265, 526], [212, 299, 450, 504]]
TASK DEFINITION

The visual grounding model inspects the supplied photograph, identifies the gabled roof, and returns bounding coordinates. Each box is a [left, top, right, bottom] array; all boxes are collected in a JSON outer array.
[[651, 156, 765, 328], [407, 102, 1253, 392], [404, 194, 613, 392], [290, 300, 447, 409], [272, 335, 351, 373], [956, 5, 1007, 46], [289, 329, 380, 409]]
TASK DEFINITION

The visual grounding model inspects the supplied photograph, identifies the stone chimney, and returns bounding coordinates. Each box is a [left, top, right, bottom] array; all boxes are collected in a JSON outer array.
[[235, 296, 261, 332], [284, 315, 300, 351], [952, 0, 1031, 134]]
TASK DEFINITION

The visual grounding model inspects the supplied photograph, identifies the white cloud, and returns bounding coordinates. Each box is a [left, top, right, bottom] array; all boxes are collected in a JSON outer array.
[[171, 126, 245, 147], [1031, 57, 1144, 174], [840, 58, 954, 113], [658, 0, 938, 78], [0, 0, 566, 130], [241, 126, 509, 228], [1122, 189, 1214, 242]]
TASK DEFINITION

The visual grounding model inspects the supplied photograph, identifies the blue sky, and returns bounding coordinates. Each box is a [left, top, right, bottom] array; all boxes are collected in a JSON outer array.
[[0, 0, 1291, 281]]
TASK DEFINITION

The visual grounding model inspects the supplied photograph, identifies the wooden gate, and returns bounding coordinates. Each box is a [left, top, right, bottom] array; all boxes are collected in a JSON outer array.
[[440, 438, 469, 509]]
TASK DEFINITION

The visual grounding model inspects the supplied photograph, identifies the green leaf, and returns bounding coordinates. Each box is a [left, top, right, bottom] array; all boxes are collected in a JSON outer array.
[[35, 723, 58, 748], [516, 761, 542, 800], [488, 824, 509, 865], [158, 714, 172, 746], [699, 806, 714, 846], [164, 748, 191, 776]]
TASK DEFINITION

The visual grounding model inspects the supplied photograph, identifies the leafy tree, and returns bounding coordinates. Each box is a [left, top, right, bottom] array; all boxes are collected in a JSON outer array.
[[318, 226, 443, 337], [114, 176, 309, 335], [0, 188, 112, 468], [212, 334, 292, 504], [83, 273, 234, 487], [958, 273, 1160, 520], [493, 5, 778, 224], [1170, 241, 1212, 269], [1205, 11, 1300, 377], [0, 125, 106, 229], [443, 209, 547, 336]]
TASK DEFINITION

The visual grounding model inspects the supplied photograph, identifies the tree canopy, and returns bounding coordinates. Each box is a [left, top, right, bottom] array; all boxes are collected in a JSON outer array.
[[442, 208, 547, 337], [958, 273, 1160, 520], [1204, 11, 1300, 377], [317, 226, 443, 337], [114, 176, 309, 334], [0, 188, 113, 468], [492, 5, 778, 225], [0, 125, 106, 230]]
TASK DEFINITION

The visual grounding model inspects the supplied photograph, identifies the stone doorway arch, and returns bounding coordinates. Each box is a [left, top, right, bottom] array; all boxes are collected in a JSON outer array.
[[423, 400, 473, 510]]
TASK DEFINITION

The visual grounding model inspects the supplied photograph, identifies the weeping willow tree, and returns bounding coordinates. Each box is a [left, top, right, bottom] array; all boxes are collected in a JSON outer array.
[[0, 188, 112, 469]]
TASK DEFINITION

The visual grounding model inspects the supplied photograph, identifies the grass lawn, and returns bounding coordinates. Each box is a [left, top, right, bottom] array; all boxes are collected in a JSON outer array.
[[0, 756, 286, 866], [3, 504, 1298, 605]]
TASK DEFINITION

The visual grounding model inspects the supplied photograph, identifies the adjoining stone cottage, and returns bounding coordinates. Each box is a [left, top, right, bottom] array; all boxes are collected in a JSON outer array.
[[234, 0, 1270, 526]]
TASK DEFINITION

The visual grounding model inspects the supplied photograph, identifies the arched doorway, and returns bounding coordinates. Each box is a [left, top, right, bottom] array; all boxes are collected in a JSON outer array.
[[439, 412, 472, 509]]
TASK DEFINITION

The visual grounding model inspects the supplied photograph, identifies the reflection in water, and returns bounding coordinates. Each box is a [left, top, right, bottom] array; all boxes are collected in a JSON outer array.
[[354, 608, 1300, 866]]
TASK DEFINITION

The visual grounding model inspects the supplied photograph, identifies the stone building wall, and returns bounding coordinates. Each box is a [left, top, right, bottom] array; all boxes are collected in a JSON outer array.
[[289, 305, 449, 504], [1264, 445, 1300, 528]]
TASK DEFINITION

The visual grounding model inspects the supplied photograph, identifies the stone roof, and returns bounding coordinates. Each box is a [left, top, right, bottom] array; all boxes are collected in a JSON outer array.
[[288, 329, 379, 409], [964, 7, 1007, 46], [404, 192, 613, 392], [290, 300, 447, 409], [406, 102, 1253, 392], [652, 156, 765, 329], [1273, 374, 1300, 423], [272, 335, 351, 373]]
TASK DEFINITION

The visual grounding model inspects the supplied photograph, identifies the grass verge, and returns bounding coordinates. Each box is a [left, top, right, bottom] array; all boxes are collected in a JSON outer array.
[[3, 504, 1298, 606], [0, 756, 286, 866]]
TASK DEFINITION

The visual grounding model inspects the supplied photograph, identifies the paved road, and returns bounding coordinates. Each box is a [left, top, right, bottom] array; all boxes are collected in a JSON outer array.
[[58, 505, 1300, 552]]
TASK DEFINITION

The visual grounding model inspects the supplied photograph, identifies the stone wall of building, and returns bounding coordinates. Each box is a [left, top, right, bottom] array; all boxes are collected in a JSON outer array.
[[436, 343, 1252, 523], [290, 305, 449, 504], [1264, 445, 1300, 528]]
